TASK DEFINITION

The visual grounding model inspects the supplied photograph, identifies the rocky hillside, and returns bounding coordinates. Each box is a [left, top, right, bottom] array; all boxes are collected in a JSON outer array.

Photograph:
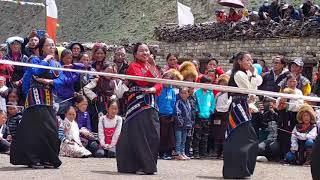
[[0, 0, 313, 43]]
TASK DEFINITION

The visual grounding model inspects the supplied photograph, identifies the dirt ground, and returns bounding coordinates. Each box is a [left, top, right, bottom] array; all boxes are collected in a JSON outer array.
[[0, 154, 312, 180]]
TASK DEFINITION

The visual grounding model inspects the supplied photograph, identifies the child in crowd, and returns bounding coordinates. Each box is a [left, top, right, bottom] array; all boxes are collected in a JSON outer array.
[[0, 76, 8, 112], [211, 74, 231, 159], [75, 52, 96, 93], [185, 87, 197, 158], [6, 88, 21, 106], [277, 88, 295, 159], [84, 62, 118, 133], [6, 101, 22, 141], [285, 104, 317, 166], [96, 99, 123, 158], [53, 49, 80, 118], [278, 74, 304, 129], [60, 106, 92, 158], [175, 87, 193, 160], [0, 110, 9, 154], [277, 74, 304, 159], [74, 95, 100, 156], [257, 98, 280, 162], [157, 70, 177, 160], [193, 75, 215, 159]]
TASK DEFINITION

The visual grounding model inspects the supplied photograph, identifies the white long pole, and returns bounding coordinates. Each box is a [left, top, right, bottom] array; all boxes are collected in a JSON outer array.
[[0, 60, 320, 102]]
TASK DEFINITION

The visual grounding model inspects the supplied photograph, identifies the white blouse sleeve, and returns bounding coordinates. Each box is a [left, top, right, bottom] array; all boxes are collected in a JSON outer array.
[[98, 116, 106, 146], [111, 116, 123, 147]]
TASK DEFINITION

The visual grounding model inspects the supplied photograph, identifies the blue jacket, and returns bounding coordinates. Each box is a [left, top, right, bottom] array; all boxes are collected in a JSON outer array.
[[157, 86, 176, 116], [175, 98, 193, 130], [195, 89, 215, 119], [53, 70, 80, 99], [22, 56, 42, 97]]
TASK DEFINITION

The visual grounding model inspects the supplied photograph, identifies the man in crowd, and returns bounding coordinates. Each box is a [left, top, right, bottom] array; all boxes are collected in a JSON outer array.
[[259, 55, 289, 92], [113, 46, 129, 74], [279, 58, 311, 95]]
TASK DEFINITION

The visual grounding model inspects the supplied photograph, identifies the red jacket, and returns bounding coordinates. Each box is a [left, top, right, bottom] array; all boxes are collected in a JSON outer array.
[[127, 61, 162, 96]]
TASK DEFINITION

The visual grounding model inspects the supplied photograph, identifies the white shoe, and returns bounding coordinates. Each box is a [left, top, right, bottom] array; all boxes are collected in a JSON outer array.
[[256, 156, 268, 162]]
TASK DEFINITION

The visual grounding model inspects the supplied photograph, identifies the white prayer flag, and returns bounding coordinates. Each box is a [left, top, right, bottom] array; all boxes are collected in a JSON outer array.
[[177, 1, 194, 26], [46, 0, 58, 42]]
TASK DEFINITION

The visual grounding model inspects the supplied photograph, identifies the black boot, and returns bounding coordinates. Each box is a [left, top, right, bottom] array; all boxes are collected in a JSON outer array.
[[303, 149, 312, 166]]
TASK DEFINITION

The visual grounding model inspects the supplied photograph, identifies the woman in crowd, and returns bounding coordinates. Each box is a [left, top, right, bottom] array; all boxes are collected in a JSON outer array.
[[10, 37, 62, 168], [162, 53, 179, 72], [205, 58, 224, 76], [4, 36, 29, 88], [223, 52, 261, 179], [68, 42, 85, 63], [83, 63, 118, 133], [116, 43, 162, 175], [91, 43, 108, 72]]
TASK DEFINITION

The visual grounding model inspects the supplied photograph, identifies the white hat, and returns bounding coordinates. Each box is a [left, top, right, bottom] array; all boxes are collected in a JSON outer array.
[[6, 36, 24, 44]]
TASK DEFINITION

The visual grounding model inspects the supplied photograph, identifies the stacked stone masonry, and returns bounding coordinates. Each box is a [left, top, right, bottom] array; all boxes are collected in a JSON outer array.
[[156, 37, 320, 73]]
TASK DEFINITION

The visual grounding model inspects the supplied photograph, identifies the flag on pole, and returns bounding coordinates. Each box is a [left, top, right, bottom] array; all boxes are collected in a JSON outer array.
[[46, 0, 58, 42], [177, 1, 194, 26]]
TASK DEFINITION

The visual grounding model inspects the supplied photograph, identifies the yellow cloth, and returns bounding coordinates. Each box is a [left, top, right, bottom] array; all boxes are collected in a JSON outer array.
[[303, 83, 312, 96], [56, 46, 65, 61]]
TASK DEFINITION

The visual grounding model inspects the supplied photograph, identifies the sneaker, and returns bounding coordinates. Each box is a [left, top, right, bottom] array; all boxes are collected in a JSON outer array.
[[175, 155, 185, 160], [256, 156, 268, 162], [162, 155, 172, 160], [182, 154, 190, 160]]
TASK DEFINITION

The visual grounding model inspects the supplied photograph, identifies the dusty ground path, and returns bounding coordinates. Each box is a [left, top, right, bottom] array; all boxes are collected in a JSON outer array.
[[0, 154, 312, 180]]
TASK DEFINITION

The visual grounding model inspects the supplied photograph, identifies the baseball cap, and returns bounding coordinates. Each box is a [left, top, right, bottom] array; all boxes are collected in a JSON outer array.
[[292, 58, 304, 67]]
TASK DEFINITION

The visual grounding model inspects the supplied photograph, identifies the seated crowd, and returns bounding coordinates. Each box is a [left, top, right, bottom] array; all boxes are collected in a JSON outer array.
[[215, 0, 320, 24]]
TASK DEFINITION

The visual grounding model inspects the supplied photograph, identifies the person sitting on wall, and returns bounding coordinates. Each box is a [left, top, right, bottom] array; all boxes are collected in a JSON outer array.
[[227, 8, 243, 23]]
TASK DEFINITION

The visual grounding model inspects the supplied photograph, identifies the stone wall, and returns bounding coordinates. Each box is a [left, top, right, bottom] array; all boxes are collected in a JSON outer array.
[[156, 37, 320, 77]]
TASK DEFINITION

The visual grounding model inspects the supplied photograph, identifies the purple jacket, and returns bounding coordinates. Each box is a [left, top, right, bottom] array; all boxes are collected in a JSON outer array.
[[76, 111, 92, 131]]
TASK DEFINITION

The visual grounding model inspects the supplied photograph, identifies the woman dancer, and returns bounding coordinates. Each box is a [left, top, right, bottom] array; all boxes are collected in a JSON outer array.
[[116, 43, 162, 175], [10, 38, 62, 168], [223, 52, 262, 179]]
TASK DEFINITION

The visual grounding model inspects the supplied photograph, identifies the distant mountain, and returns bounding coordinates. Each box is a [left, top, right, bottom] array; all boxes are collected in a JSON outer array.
[[0, 0, 312, 43]]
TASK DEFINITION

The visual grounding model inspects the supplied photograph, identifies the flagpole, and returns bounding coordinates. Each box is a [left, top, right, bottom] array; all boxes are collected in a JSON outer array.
[[44, 0, 47, 32], [176, 0, 178, 25]]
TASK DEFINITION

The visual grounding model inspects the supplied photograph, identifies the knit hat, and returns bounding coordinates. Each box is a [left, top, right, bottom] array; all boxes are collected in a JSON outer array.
[[163, 69, 184, 81], [217, 74, 230, 84], [179, 61, 198, 81], [296, 104, 316, 124]]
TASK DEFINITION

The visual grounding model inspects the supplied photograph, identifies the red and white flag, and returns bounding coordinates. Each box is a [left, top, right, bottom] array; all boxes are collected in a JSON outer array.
[[46, 0, 58, 42]]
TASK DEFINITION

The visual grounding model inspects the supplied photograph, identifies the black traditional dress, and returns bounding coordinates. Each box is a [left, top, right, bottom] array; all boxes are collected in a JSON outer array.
[[223, 70, 261, 179], [311, 134, 320, 180], [116, 60, 162, 174], [10, 58, 62, 168]]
